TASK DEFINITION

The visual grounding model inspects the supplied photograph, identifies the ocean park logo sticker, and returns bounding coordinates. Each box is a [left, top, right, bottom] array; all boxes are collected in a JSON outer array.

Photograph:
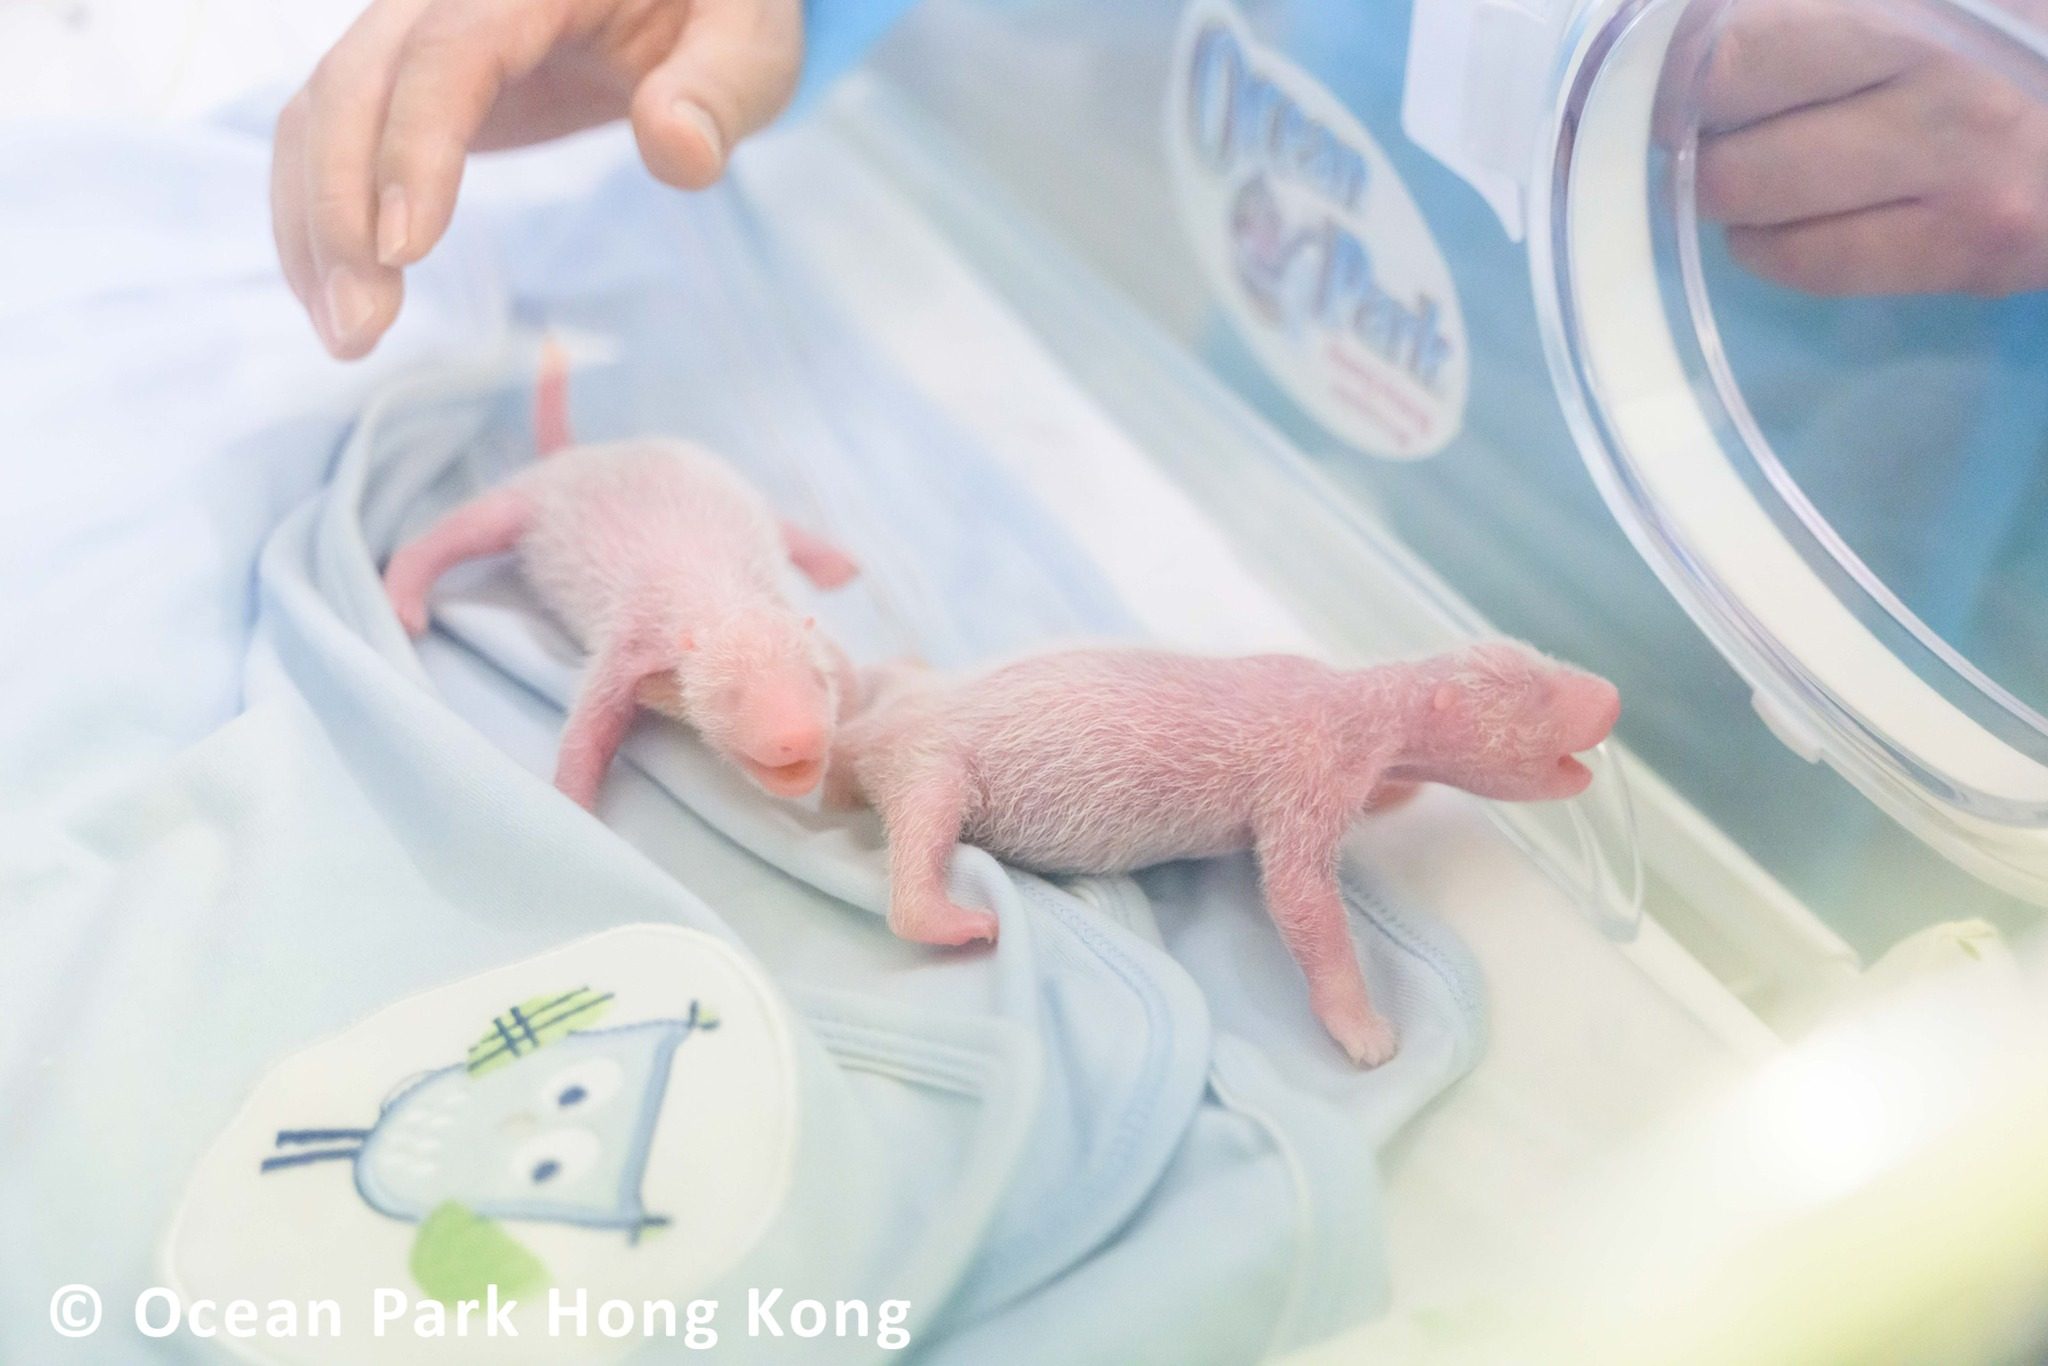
[[1167, 0, 1468, 459]]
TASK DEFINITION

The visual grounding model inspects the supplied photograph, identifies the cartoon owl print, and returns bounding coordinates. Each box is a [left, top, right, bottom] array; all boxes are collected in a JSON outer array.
[[261, 990, 716, 1244]]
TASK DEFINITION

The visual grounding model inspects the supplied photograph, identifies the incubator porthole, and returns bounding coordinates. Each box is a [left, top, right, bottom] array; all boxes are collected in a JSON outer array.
[[1533, 0, 2048, 900]]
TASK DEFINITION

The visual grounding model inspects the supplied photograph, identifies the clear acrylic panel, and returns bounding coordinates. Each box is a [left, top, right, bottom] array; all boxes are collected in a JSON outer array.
[[874, 0, 2048, 950], [1537, 0, 2048, 899]]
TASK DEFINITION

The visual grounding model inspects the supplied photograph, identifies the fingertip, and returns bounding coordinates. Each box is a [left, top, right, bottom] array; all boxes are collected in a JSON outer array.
[[672, 98, 725, 169], [369, 127, 466, 267], [631, 87, 727, 191], [376, 182, 412, 267], [317, 262, 403, 360]]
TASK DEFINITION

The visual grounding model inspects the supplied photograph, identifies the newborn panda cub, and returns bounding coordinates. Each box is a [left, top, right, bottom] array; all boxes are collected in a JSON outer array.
[[827, 643, 1621, 1066], [384, 354, 861, 809]]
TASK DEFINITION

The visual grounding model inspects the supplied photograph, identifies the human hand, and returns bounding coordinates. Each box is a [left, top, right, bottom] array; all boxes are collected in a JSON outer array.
[[273, 0, 802, 359], [1693, 0, 2048, 296]]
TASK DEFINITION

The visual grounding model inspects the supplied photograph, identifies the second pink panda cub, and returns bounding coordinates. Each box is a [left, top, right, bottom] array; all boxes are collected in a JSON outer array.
[[384, 353, 861, 808], [829, 644, 1621, 1066]]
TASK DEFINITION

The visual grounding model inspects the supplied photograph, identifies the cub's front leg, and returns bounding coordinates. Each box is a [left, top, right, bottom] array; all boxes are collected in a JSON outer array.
[[873, 756, 999, 947], [1253, 809, 1397, 1067], [555, 631, 667, 811]]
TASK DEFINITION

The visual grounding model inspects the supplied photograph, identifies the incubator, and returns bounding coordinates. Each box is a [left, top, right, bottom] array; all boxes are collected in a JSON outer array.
[[9, 0, 2048, 1360], [846, 0, 2048, 1352], [865, 0, 2048, 975]]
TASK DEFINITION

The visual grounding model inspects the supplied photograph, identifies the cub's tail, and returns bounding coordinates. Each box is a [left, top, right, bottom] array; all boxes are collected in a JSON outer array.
[[535, 338, 573, 457]]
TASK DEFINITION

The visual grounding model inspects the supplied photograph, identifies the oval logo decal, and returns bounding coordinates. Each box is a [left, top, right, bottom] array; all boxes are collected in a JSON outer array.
[[1167, 0, 1469, 459]]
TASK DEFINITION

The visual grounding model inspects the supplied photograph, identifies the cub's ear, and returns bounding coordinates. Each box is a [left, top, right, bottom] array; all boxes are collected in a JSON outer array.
[[1433, 683, 1460, 714]]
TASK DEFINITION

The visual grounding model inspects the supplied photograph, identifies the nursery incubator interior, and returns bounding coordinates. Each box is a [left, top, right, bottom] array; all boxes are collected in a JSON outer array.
[[868, 0, 2048, 985], [850, 0, 2048, 1348], [13, 0, 2048, 1358]]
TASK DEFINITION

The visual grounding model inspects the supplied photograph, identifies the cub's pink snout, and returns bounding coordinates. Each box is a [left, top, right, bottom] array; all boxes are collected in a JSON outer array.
[[751, 720, 827, 764], [734, 709, 831, 797], [1563, 675, 1622, 752], [1542, 674, 1620, 798]]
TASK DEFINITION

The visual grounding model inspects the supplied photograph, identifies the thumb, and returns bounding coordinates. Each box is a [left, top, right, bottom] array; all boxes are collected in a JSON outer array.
[[630, 0, 805, 191]]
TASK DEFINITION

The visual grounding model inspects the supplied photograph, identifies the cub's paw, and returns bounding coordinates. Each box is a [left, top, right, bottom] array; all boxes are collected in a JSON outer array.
[[889, 899, 999, 948], [1319, 1001, 1399, 1069]]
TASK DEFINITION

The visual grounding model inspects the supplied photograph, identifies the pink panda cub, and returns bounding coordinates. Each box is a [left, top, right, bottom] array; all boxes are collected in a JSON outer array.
[[384, 348, 862, 809], [827, 643, 1621, 1066]]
